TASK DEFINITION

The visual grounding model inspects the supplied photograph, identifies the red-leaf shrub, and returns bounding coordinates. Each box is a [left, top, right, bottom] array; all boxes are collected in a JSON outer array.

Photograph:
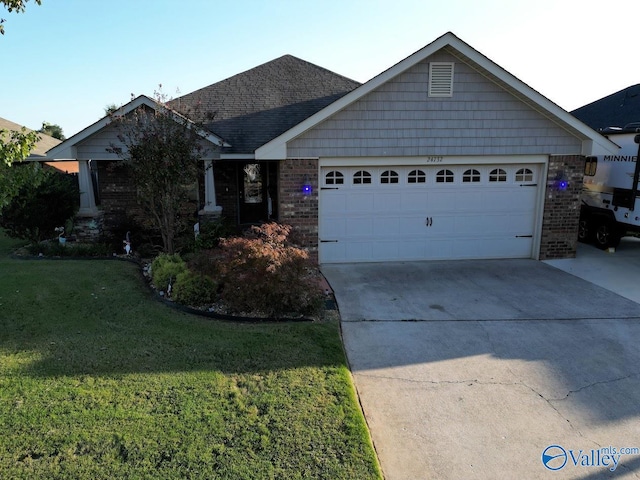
[[212, 223, 323, 317]]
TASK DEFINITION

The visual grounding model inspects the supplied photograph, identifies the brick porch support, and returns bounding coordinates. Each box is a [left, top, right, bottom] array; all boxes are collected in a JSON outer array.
[[278, 158, 319, 264], [539, 155, 585, 260]]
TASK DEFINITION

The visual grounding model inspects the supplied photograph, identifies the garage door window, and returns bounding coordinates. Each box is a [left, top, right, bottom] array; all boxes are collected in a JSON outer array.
[[325, 171, 344, 185], [463, 169, 481, 183], [436, 169, 454, 183], [353, 170, 372, 185], [515, 168, 534, 182], [408, 169, 426, 183], [381, 170, 399, 184], [489, 168, 507, 182]]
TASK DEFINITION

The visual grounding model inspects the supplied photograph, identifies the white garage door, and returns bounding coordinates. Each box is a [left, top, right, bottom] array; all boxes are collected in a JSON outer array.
[[319, 163, 540, 263]]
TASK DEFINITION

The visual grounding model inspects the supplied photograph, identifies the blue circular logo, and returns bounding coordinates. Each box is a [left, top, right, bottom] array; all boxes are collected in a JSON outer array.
[[542, 445, 567, 471]]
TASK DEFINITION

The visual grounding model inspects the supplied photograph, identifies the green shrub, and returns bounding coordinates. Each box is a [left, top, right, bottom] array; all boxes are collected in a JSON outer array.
[[215, 223, 323, 317], [172, 270, 217, 306], [195, 218, 236, 251], [26, 241, 112, 257], [0, 168, 79, 242], [151, 254, 187, 292]]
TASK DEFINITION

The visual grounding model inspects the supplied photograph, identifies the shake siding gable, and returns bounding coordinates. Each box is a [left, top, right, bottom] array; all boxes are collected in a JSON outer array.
[[76, 124, 122, 160], [287, 52, 582, 158]]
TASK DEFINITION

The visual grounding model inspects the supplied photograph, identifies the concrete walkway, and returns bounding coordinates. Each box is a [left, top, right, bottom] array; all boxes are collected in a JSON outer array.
[[323, 241, 640, 479]]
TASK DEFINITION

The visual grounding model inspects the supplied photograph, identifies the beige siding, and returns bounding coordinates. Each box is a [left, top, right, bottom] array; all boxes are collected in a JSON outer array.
[[288, 52, 582, 158], [76, 124, 122, 160], [76, 123, 220, 160]]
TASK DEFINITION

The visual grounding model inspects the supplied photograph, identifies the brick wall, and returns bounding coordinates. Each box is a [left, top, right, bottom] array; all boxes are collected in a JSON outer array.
[[96, 161, 142, 236], [97, 161, 199, 240], [278, 158, 319, 263], [539, 155, 585, 260]]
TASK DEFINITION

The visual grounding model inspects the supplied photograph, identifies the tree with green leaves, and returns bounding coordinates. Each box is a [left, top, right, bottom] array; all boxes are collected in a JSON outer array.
[[108, 94, 211, 254], [38, 121, 65, 140], [0, 127, 39, 166], [0, 127, 41, 212], [0, 0, 41, 35], [104, 104, 119, 116]]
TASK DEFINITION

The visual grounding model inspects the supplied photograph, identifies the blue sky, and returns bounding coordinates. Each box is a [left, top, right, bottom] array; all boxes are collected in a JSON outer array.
[[1, 0, 638, 137]]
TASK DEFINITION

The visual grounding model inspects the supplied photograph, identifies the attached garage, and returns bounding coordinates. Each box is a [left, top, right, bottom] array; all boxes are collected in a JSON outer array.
[[256, 32, 620, 264], [319, 159, 542, 263]]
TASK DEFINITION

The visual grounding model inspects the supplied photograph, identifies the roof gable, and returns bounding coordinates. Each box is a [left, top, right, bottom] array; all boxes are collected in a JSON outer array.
[[571, 84, 640, 131], [169, 55, 361, 154], [257, 32, 618, 159], [47, 95, 228, 160]]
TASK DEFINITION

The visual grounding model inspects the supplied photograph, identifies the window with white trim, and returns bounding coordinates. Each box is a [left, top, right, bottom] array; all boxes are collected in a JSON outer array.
[[380, 170, 399, 184], [463, 169, 481, 183], [325, 171, 344, 185], [408, 169, 426, 183], [429, 62, 454, 97], [515, 168, 534, 182], [353, 170, 372, 185], [489, 168, 507, 182], [436, 169, 454, 183]]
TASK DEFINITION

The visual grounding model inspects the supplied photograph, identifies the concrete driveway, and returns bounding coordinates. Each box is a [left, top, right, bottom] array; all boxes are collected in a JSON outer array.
[[322, 238, 640, 479]]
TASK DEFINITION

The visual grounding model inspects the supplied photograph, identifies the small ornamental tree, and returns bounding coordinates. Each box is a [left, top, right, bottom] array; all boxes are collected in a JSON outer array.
[[109, 92, 214, 254]]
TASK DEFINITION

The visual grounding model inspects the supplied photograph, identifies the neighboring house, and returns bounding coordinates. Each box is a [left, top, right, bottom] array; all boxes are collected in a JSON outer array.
[[0, 117, 74, 172], [571, 84, 640, 131], [45, 32, 618, 263]]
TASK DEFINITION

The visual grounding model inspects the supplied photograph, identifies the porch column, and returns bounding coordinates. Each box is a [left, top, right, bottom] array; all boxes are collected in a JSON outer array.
[[77, 160, 98, 215], [201, 160, 222, 214]]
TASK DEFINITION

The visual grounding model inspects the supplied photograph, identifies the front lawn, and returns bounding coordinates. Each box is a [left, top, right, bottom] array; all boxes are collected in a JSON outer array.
[[0, 232, 381, 479]]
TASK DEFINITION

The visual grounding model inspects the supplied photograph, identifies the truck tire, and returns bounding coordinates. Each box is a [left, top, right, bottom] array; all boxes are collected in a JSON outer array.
[[594, 220, 622, 250], [577, 218, 593, 243]]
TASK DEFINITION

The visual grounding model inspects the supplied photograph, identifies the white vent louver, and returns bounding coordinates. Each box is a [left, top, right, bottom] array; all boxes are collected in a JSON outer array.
[[429, 62, 454, 97]]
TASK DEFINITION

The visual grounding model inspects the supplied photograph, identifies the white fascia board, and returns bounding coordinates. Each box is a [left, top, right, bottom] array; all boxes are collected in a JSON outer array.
[[46, 95, 229, 159], [256, 31, 619, 159], [219, 153, 256, 160]]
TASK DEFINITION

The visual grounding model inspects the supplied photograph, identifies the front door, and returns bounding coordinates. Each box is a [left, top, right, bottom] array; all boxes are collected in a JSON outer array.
[[238, 162, 269, 224]]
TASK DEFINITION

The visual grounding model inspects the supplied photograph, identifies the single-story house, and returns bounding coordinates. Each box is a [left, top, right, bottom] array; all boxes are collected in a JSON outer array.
[[45, 32, 619, 263]]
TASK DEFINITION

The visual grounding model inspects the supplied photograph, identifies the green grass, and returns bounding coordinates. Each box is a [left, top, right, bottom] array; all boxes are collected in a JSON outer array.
[[0, 232, 381, 479]]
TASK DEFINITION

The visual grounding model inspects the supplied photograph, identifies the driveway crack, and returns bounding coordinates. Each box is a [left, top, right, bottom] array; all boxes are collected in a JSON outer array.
[[548, 372, 640, 402], [475, 320, 586, 436]]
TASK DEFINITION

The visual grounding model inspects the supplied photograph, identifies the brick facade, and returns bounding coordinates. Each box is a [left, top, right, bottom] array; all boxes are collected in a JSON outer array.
[[96, 161, 142, 236], [277, 158, 319, 263], [96, 161, 199, 241], [539, 155, 585, 260]]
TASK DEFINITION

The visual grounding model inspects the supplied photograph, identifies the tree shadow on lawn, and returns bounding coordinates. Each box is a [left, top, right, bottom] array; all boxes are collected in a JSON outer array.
[[1, 258, 345, 379]]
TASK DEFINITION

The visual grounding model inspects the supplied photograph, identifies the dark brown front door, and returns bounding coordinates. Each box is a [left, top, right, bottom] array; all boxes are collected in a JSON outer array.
[[238, 162, 268, 224]]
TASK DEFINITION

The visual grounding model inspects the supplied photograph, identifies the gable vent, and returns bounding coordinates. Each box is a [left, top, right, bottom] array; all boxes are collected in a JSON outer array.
[[429, 62, 454, 97]]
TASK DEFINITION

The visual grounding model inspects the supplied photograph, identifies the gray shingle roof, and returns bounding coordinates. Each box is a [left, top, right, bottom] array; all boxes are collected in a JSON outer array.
[[169, 55, 361, 154], [571, 84, 640, 131]]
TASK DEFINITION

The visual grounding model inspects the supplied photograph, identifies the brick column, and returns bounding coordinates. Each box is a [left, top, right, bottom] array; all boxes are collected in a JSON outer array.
[[539, 155, 585, 260], [278, 158, 319, 264]]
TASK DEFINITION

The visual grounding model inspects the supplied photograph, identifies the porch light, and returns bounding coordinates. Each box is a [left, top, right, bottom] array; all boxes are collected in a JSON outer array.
[[302, 175, 313, 195], [554, 171, 568, 190]]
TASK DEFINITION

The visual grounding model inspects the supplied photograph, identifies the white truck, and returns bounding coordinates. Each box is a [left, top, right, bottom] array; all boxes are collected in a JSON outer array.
[[579, 124, 640, 248]]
